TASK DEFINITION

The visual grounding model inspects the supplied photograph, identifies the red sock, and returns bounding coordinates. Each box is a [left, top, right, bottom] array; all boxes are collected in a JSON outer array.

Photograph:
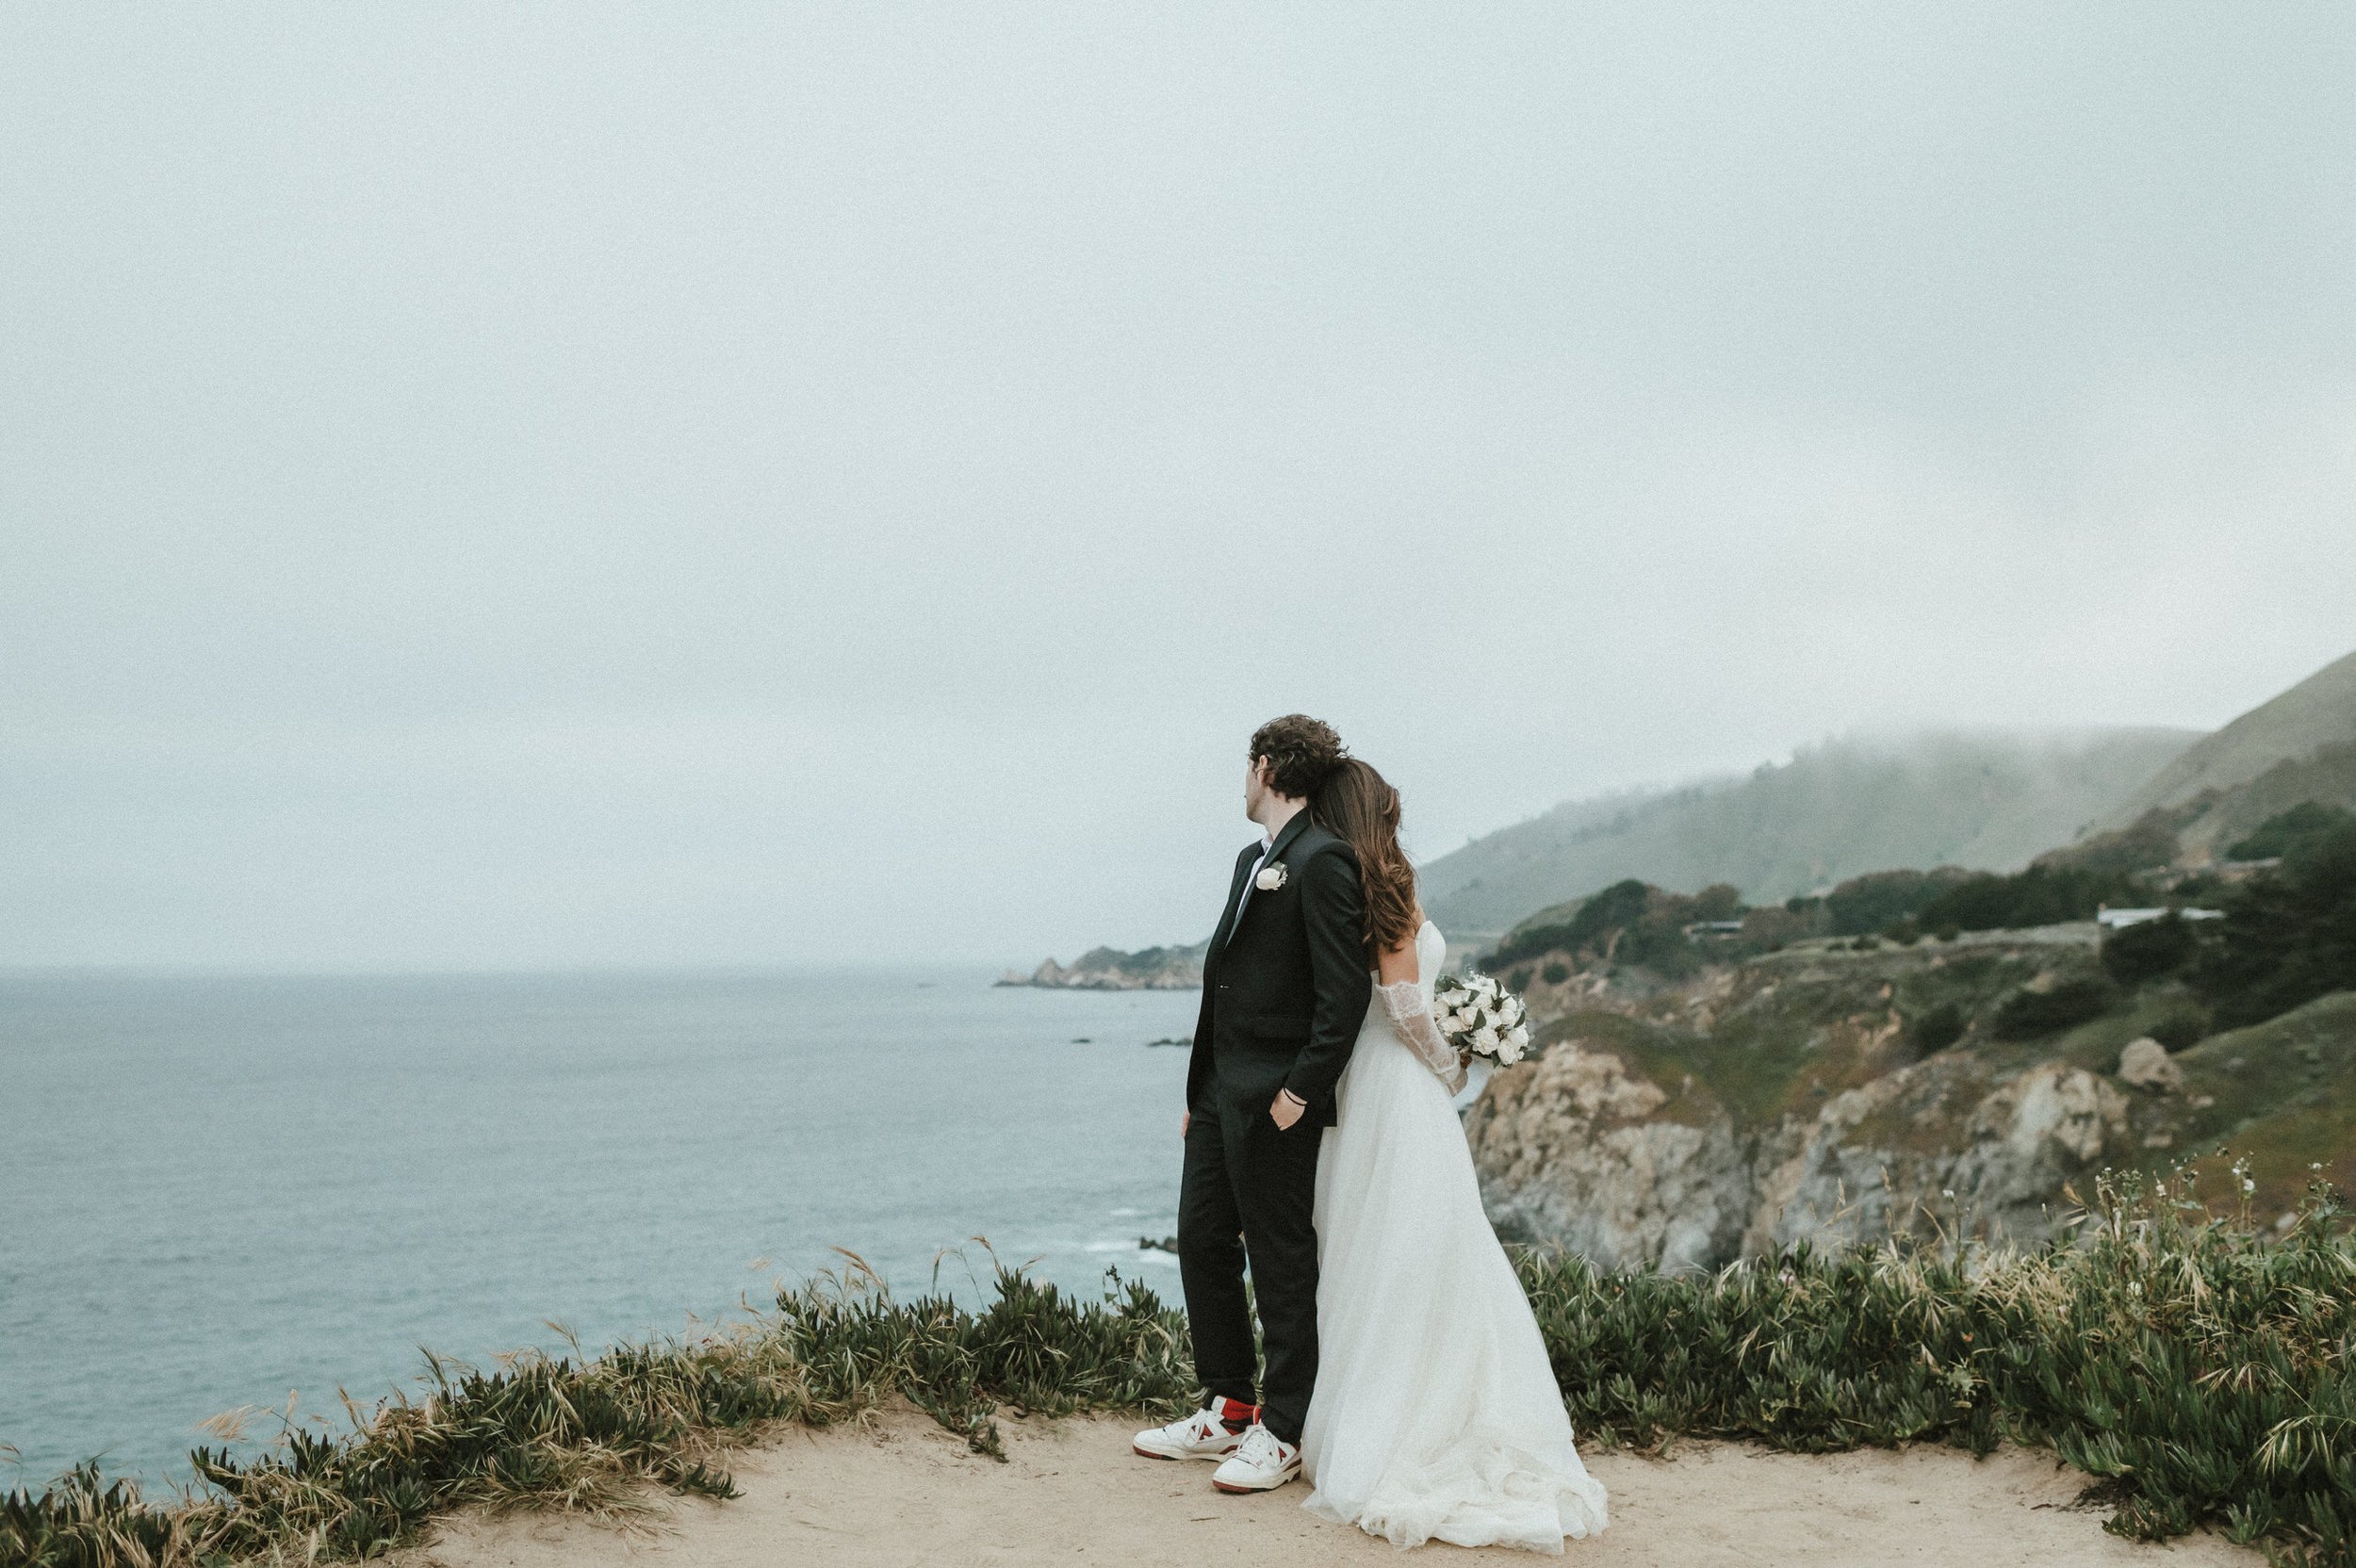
[[1212, 1396, 1260, 1433]]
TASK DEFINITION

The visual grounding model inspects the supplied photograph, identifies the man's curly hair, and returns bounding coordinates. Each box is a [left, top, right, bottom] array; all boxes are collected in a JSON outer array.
[[1249, 714, 1349, 801]]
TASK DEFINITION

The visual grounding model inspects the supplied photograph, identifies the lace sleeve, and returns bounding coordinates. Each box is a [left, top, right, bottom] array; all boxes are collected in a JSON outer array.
[[1377, 980, 1467, 1094]]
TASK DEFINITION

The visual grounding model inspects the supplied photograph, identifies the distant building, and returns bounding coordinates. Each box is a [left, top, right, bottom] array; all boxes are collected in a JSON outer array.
[[2095, 906, 2224, 932], [1682, 920, 1748, 939]]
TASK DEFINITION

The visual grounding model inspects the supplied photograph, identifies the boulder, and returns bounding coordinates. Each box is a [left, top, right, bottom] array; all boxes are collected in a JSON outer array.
[[2118, 1036, 2184, 1093]]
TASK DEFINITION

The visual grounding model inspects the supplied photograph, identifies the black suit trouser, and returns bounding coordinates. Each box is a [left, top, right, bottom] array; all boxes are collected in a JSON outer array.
[[1176, 1081, 1322, 1446]]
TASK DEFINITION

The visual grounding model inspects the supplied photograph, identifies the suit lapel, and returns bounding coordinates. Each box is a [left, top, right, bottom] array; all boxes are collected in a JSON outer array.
[[1229, 812, 1314, 939], [1264, 809, 1314, 867], [1208, 812, 1318, 971]]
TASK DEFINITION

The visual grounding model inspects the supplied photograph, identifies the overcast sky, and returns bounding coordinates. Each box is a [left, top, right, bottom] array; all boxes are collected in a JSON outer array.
[[5, 4, 2353, 971]]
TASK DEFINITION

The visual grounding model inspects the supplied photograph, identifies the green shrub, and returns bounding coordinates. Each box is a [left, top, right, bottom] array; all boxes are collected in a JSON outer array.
[[2101, 912, 2203, 986], [2197, 822, 2356, 1030], [1490, 879, 1652, 969], [2228, 801, 2355, 862], [1535, 1171, 2356, 1563], [2169, 872, 2227, 905], [2149, 1004, 2212, 1054], [1907, 1001, 1966, 1054], [1992, 975, 2117, 1038], [1488, 878, 1733, 980], [1692, 883, 1744, 922], [1541, 961, 1572, 986], [1915, 864, 2140, 935], [1822, 868, 1973, 936]]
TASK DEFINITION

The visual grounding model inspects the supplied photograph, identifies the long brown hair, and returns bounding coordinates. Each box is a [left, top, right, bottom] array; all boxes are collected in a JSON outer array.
[[1312, 758, 1420, 959]]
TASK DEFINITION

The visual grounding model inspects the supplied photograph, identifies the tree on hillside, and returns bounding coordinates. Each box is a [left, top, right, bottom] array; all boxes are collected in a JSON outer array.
[[1912, 862, 2141, 934], [1692, 882, 1744, 921], [1810, 867, 1974, 937], [1487, 878, 1746, 977], [2226, 801, 2355, 862], [2101, 911, 2205, 986], [1992, 976, 2117, 1038], [2196, 821, 2356, 1029]]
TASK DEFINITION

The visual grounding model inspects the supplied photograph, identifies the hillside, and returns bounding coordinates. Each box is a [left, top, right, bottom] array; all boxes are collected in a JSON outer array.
[[1420, 727, 2198, 939], [2085, 646, 2356, 867], [2101, 646, 2356, 829], [1460, 796, 2356, 1271], [1467, 930, 2356, 1271]]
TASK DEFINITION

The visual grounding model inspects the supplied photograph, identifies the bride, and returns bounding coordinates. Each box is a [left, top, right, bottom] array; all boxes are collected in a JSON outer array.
[[1300, 758, 1610, 1553]]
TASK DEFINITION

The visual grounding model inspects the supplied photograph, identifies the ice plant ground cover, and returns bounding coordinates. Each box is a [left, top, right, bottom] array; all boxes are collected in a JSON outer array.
[[4, 1171, 2351, 1568]]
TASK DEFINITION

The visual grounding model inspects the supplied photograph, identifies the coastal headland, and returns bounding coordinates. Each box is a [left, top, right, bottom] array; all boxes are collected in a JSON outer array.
[[1000, 940, 1208, 989]]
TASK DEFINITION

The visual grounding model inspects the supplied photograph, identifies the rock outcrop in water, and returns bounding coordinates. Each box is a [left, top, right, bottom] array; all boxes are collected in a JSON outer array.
[[998, 939, 1207, 990]]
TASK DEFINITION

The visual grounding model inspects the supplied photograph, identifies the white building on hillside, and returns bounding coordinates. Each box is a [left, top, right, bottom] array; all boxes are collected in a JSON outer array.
[[2096, 906, 2224, 931]]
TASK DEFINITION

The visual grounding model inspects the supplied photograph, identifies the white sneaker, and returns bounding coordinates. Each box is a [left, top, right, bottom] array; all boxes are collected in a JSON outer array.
[[1210, 1423, 1301, 1493], [1132, 1397, 1254, 1462]]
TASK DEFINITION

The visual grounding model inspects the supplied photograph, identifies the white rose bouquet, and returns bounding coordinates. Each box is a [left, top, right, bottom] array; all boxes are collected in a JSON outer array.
[[1432, 972, 1532, 1066]]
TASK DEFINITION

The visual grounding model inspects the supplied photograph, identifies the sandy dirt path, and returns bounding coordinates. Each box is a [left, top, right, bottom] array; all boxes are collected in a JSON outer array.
[[401, 1409, 2257, 1568]]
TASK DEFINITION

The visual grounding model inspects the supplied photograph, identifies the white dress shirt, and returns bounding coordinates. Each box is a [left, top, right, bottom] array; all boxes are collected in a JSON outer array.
[[1232, 832, 1277, 927]]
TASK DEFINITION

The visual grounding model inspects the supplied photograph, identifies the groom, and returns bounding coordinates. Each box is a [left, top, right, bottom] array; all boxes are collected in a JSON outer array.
[[1133, 714, 1370, 1494]]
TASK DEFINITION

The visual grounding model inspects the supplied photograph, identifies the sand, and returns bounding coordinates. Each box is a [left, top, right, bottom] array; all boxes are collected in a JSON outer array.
[[400, 1409, 2258, 1568]]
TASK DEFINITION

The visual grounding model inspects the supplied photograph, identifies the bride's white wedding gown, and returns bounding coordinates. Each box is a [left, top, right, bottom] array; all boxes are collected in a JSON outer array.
[[1301, 920, 1609, 1552]]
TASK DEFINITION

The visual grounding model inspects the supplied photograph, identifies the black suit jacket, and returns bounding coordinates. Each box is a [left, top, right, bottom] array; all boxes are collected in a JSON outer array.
[[1186, 813, 1372, 1130]]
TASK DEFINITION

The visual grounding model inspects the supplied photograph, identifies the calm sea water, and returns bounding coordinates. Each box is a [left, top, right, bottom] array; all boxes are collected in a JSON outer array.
[[0, 969, 1201, 1489]]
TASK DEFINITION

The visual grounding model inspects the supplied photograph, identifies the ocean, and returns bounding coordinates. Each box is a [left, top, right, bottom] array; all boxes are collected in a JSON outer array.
[[0, 968, 1202, 1489]]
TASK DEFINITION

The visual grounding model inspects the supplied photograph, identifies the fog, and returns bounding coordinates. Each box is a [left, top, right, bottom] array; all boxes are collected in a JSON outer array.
[[5, 4, 2353, 969]]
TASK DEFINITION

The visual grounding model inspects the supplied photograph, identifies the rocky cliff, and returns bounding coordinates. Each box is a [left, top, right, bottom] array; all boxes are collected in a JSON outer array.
[[1464, 931, 2356, 1270]]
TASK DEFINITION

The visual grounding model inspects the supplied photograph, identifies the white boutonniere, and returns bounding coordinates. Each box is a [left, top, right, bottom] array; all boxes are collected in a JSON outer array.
[[1255, 862, 1288, 892]]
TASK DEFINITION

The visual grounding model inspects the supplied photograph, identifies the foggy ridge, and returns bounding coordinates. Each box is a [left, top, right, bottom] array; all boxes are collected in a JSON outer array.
[[1420, 727, 2201, 939], [2098, 646, 2356, 830]]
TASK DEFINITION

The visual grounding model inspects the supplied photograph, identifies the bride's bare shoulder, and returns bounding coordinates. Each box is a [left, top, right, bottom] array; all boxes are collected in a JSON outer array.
[[1376, 904, 1423, 979]]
